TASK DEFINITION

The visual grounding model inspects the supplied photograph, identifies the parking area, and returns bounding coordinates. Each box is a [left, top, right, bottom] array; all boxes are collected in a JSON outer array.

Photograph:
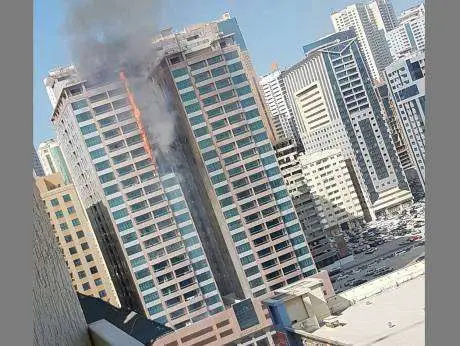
[[330, 201, 425, 292], [331, 238, 424, 293]]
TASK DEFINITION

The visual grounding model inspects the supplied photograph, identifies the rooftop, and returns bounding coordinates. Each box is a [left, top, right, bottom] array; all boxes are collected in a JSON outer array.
[[310, 274, 425, 346]]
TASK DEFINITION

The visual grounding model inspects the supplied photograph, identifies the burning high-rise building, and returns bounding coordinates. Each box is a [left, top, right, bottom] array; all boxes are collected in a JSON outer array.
[[151, 13, 317, 300], [45, 66, 225, 329]]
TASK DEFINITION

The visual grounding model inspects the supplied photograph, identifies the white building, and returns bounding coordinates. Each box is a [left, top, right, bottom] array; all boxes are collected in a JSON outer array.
[[287, 30, 413, 218], [259, 70, 301, 146], [384, 51, 425, 191], [331, 2, 393, 82], [45, 66, 224, 329], [38, 138, 73, 184], [386, 3, 425, 60], [367, 0, 398, 32]]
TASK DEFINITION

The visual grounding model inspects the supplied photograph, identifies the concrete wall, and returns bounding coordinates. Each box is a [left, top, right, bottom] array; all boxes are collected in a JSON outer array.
[[33, 185, 91, 346]]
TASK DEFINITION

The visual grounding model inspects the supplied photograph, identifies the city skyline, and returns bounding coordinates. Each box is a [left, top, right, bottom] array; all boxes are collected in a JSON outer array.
[[34, 0, 420, 146]]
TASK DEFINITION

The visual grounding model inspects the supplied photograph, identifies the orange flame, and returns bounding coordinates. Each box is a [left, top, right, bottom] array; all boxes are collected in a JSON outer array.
[[119, 71, 155, 165]]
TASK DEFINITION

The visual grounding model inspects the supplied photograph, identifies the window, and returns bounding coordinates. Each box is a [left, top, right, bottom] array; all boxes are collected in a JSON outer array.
[[95, 160, 111, 172], [67, 206, 76, 214], [90, 148, 106, 159], [210, 173, 226, 185], [215, 185, 230, 196], [93, 103, 112, 115], [117, 111, 132, 122], [224, 51, 239, 60], [85, 254, 94, 263], [207, 106, 224, 118], [202, 150, 218, 161], [180, 90, 197, 102], [219, 197, 234, 208], [78, 271, 86, 279], [224, 101, 240, 113], [55, 210, 64, 219], [190, 60, 207, 71], [176, 78, 192, 90], [98, 290, 107, 298], [245, 108, 259, 120], [74, 259, 82, 267], [102, 128, 121, 140], [72, 218, 81, 227], [206, 161, 222, 173], [69, 247, 77, 255], [194, 71, 211, 83], [189, 114, 205, 126], [249, 120, 264, 131], [185, 102, 201, 114], [81, 242, 90, 251], [50, 198, 59, 206], [64, 235, 73, 243], [193, 126, 209, 138], [82, 282, 91, 291], [236, 85, 251, 96], [80, 123, 97, 135], [103, 184, 119, 196], [241, 97, 255, 108], [228, 61, 243, 73], [199, 138, 213, 150], [211, 66, 227, 77], [215, 130, 232, 142], [207, 55, 223, 65], [76, 111, 92, 123], [219, 89, 235, 101], [99, 172, 115, 184], [202, 95, 219, 106], [215, 78, 231, 89], [71, 99, 88, 110], [232, 73, 247, 85], [139, 280, 155, 292], [63, 194, 71, 202], [172, 68, 188, 78], [76, 231, 84, 239], [126, 134, 142, 146], [98, 115, 116, 127], [108, 196, 124, 208]]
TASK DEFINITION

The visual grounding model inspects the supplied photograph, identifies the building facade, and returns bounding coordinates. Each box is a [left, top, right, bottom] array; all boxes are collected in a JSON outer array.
[[45, 67, 224, 329], [259, 70, 302, 147], [33, 184, 91, 346], [38, 138, 73, 184], [367, 0, 398, 33], [331, 3, 393, 81], [153, 19, 317, 300], [35, 173, 120, 307], [33, 146, 45, 177], [386, 3, 425, 60], [384, 51, 425, 193], [153, 298, 274, 346], [284, 30, 412, 218]]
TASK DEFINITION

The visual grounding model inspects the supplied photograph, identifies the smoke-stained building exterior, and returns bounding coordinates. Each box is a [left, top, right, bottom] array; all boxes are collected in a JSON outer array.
[[45, 66, 224, 329], [153, 16, 317, 300], [282, 30, 412, 218]]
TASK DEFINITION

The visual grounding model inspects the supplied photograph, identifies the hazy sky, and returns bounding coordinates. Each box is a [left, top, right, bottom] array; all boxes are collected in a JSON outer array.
[[34, 0, 420, 146]]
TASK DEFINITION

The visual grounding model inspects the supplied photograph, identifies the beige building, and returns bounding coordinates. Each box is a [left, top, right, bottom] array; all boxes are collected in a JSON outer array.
[[298, 149, 364, 232], [153, 297, 274, 346], [35, 173, 119, 307]]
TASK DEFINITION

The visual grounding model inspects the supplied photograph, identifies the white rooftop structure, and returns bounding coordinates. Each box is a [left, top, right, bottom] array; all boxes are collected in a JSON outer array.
[[311, 274, 425, 345]]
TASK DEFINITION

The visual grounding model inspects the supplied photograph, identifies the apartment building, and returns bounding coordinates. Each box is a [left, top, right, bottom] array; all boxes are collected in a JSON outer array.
[[35, 173, 120, 307], [38, 138, 73, 184], [283, 30, 412, 218]]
